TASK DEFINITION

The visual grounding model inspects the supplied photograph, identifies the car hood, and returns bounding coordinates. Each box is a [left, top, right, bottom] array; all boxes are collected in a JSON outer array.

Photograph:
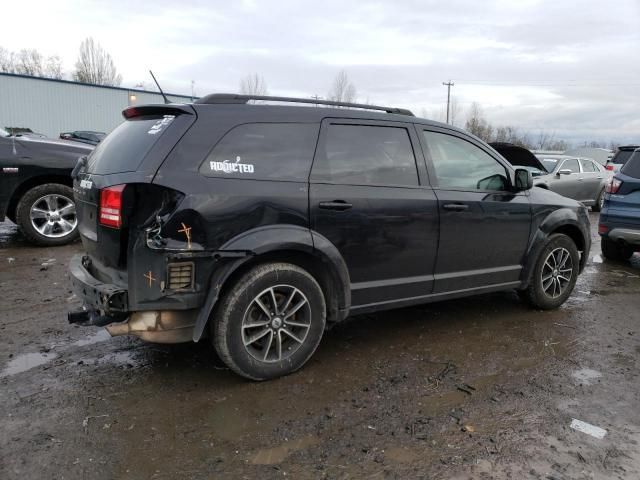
[[489, 143, 547, 171]]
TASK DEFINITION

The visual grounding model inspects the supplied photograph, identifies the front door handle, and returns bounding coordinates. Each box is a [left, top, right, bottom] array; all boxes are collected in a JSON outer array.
[[319, 200, 353, 211], [443, 203, 469, 211]]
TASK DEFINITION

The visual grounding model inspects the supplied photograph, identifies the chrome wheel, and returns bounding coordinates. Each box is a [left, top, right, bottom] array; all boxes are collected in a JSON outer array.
[[242, 285, 312, 363], [541, 247, 573, 298], [30, 194, 77, 238]]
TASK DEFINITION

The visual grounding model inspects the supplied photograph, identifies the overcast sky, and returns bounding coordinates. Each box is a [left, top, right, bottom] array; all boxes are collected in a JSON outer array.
[[2, 0, 639, 145]]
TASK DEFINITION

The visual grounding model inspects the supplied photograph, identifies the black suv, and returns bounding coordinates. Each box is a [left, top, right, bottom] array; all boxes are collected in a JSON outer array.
[[0, 127, 93, 245], [68, 94, 591, 380]]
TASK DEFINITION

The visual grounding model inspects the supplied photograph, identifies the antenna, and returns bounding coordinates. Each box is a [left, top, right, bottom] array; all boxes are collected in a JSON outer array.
[[149, 70, 170, 104]]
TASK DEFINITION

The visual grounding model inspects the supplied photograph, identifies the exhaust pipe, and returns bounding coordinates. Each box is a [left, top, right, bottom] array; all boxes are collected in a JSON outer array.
[[67, 309, 122, 327], [68, 310, 90, 324]]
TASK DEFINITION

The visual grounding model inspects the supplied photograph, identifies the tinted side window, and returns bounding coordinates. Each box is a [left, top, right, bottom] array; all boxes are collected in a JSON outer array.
[[200, 123, 320, 181], [561, 158, 580, 173], [422, 131, 509, 191], [313, 124, 418, 186], [580, 159, 597, 172]]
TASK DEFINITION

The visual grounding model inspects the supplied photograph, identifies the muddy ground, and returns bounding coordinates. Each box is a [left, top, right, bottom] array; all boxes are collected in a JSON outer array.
[[1, 213, 639, 479]]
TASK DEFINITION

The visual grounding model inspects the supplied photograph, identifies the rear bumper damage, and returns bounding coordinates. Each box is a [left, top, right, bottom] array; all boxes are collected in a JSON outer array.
[[68, 254, 197, 343]]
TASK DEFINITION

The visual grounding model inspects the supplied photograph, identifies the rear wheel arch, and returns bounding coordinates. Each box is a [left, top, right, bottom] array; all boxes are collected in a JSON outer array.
[[7, 174, 73, 221]]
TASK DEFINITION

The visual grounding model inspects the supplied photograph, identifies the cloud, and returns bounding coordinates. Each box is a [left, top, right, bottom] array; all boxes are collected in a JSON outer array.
[[1, 0, 638, 143]]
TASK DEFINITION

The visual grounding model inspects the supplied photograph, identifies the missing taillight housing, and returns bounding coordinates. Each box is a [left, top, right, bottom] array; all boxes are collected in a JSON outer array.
[[605, 178, 622, 194], [100, 184, 126, 228]]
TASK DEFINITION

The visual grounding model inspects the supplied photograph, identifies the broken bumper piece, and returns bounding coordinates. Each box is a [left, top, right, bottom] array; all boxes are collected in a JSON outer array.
[[69, 254, 128, 314]]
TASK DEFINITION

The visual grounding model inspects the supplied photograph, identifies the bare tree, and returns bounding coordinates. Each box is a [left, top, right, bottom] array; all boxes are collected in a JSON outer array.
[[16, 49, 44, 76], [239, 73, 268, 96], [328, 70, 357, 103], [44, 55, 63, 79], [73, 38, 122, 86], [464, 102, 493, 142], [0, 46, 17, 73]]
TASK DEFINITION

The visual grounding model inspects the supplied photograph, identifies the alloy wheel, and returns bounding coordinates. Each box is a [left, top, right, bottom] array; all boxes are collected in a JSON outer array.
[[541, 247, 573, 298], [30, 194, 77, 238], [241, 285, 312, 363]]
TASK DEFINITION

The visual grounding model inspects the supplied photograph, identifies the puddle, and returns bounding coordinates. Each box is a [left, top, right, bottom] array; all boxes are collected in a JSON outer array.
[[0, 352, 58, 378], [571, 368, 602, 385], [250, 435, 319, 464]]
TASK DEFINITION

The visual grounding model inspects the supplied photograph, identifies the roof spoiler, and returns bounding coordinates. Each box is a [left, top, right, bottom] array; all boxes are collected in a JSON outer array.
[[195, 93, 414, 116], [122, 104, 194, 119]]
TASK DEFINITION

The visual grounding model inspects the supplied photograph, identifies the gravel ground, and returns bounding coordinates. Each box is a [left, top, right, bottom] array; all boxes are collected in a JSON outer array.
[[1, 212, 639, 479]]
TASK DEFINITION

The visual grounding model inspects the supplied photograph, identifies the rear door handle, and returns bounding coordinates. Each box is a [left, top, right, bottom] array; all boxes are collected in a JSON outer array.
[[319, 200, 353, 211]]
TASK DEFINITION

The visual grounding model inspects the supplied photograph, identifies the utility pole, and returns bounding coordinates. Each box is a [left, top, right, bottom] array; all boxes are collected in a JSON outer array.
[[442, 80, 454, 124]]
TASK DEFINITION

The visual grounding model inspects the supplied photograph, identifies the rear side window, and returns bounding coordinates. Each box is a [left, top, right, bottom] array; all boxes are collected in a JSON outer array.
[[580, 159, 598, 172], [88, 115, 175, 174], [312, 124, 418, 186], [200, 123, 319, 181], [621, 152, 640, 179]]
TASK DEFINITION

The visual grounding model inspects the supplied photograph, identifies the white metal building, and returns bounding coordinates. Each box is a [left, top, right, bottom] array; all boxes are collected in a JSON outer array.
[[0, 72, 194, 138]]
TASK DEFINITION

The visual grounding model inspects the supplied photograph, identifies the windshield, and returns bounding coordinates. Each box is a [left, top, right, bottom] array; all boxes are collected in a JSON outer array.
[[620, 152, 640, 179], [0, 127, 10, 138], [541, 158, 559, 172], [611, 149, 635, 166]]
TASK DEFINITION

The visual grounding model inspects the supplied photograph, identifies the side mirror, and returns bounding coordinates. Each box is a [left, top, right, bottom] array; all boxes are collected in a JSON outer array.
[[514, 168, 533, 191], [557, 169, 572, 176]]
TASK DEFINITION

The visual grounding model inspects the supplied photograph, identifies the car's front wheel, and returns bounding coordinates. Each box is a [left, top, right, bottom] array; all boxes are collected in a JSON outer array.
[[15, 183, 79, 246], [601, 237, 634, 261], [521, 234, 579, 310], [212, 262, 326, 380]]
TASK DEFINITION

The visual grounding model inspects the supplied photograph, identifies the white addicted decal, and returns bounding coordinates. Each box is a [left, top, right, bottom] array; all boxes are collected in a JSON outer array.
[[2, 167, 19, 173], [210, 156, 255, 174], [147, 115, 175, 135]]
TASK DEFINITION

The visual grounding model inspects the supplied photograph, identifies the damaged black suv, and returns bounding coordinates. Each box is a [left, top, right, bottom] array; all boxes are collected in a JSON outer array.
[[69, 94, 591, 380]]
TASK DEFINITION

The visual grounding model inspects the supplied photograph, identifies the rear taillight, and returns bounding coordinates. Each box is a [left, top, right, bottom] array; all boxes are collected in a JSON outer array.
[[605, 178, 622, 194], [598, 224, 609, 234], [605, 164, 614, 171], [99, 184, 126, 228]]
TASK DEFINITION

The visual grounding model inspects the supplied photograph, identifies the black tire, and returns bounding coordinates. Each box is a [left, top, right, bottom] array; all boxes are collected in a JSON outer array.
[[521, 234, 579, 310], [211, 262, 326, 381], [592, 188, 605, 212], [601, 237, 633, 261], [15, 183, 79, 246]]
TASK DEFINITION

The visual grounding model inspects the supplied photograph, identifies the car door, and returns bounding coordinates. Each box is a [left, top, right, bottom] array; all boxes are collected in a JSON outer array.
[[550, 158, 582, 200], [418, 128, 532, 293], [579, 158, 605, 203], [309, 119, 439, 309]]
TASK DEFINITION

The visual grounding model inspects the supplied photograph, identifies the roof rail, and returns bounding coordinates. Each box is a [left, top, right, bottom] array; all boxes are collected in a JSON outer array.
[[195, 93, 414, 116]]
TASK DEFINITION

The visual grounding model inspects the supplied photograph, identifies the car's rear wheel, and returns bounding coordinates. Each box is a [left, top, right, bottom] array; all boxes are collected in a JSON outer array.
[[212, 262, 326, 380], [15, 183, 79, 246], [592, 188, 605, 212], [521, 234, 579, 310], [601, 237, 634, 261]]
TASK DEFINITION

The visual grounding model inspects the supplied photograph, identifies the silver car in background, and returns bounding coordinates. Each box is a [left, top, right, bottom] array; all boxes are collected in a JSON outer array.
[[535, 155, 610, 211], [490, 143, 611, 211]]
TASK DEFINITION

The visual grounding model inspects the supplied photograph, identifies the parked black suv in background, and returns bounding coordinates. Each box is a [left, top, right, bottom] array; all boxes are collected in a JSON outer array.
[[69, 95, 591, 380], [0, 127, 93, 245]]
